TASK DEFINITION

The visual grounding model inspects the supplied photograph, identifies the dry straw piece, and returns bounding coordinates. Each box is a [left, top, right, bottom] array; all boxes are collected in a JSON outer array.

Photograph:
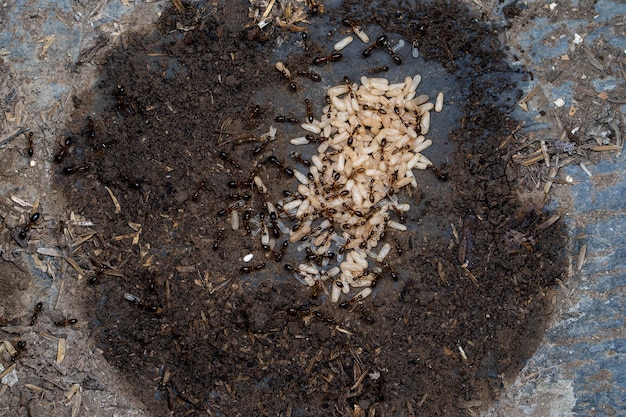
[[281, 74, 439, 302]]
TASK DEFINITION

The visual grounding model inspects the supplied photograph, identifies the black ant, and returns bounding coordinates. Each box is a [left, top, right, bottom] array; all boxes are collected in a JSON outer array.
[[290, 151, 311, 167], [300, 32, 311, 55], [124, 293, 159, 313], [26, 132, 34, 158], [11, 341, 26, 362], [252, 136, 273, 155], [427, 164, 449, 181], [381, 259, 398, 281], [362, 34, 387, 57], [275, 115, 300, 123], [312, 52, 342, 65], [89, 264, 108, 285], [84, 116, 96, 140], [54, 136, 73, 163], [304, 99, 314, 123], [119, 173, 142, 189], [297, 69, 321, 82], [191, 179, 207, 201], [54, 318, 78, 327], [218, 151, 241, 170], [30, 301, 42, 326], [367, 65, 389, 73], [272, 240, 289, 262], [305, 247, 335, 265], [240, 263, 266, 274], [19, 212, 41, 240], [212, 228, 225, 251], [62, 165, 89, 175]]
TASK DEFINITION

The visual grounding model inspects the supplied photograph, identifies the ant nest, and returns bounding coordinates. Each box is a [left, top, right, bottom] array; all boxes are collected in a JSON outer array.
[[284, 74, 441, 302]]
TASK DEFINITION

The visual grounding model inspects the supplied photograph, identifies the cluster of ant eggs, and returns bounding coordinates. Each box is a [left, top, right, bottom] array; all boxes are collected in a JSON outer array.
[[275, 73, 444, 302]]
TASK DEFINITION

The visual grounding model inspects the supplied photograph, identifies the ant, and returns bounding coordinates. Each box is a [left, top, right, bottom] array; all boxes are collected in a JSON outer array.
[[265, 155, 284, 169], [26, 132, 34, 158], [304, 99, 314, 123], [240, 263, 266, 274], [250, 104, 262, 119], [191, 179, 207, 201], [311, 280, 324, 299], [367, 65, 389, 73], [62, 165, 89, 175], [362, 34, 387, 57], [30, 301, 42, 326], [119, 173, 142, 189], [275, 62, 298, 92], [391, 205, 407, 223], [275, 115, 300, 123], [305, 247, 335, 265], [252, 136, 273, 155], [383, 40, 402, 65], [243, 209, 254, 235], [272, 240, 289, 262], [212, 228, 225, 251], [342, 202, 365, 218], [99, 139, 118, 150], [19, 212, 41, 240], [84, 116, 96, 140], [312, 52, 342, 65], [227, 193, 251, 201], [297, 70, 321, 82], [54, 136, 73, 163], [300, 32, 311, 55], [218, 151, 241, 170], [89, 264, 108, 285], [11, 341, 26, 362], [342, 18, 366, 39], [113, 84, 126, 106], [124, 293, 159, 313], [381, 259, 399, 281], [54, 318, 78, 327], [227, 177, 253, 189], [290, 151, 311, 167], [427, 164, 449, 181], [393, 237, 404, 256]]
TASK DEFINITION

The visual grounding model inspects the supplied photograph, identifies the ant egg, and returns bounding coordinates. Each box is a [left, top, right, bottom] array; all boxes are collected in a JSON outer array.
[[435, 92, 444, 112], [353, 26, 370, 43], [334, 36, 354, 51]]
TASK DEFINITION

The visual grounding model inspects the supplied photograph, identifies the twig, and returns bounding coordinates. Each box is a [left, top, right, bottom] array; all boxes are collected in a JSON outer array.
[[0, 128, 30, 148]]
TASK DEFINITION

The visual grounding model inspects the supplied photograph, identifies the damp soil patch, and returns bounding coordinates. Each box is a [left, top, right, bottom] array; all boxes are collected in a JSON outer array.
[[56, 1, 567, 415]]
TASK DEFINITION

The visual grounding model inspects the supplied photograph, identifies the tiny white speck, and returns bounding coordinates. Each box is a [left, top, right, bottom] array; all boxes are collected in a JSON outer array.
[[243, 253, 254, 263], [573, 33, 583, 45]]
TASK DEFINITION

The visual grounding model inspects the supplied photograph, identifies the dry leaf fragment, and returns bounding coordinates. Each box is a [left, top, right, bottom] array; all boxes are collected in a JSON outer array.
[[172, 0, 185, 12], [591, 145, 621, 151], [57, 338, 66, 364], [10, 194, 32, 207], [24, 384, 44, 393], [38, 35, 56, 59], [0, 363, 16, 380], [105, 186, 121, 213], [65, 383, 80, 400], [577, 244, 586, 271], [37, 247, 63, 257]]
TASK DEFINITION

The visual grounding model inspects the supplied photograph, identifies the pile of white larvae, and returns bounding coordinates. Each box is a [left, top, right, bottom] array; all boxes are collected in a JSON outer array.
[[279, 74, 443, 302]]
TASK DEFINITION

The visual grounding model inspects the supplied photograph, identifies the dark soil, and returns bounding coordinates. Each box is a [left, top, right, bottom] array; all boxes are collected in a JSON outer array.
[[55, 1, 567, 415]]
